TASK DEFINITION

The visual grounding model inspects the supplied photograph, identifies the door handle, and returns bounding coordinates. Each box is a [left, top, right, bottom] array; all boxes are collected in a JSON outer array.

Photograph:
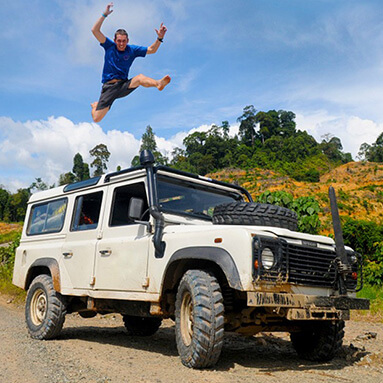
[[63, 251, 73, 258], [99, 249, 112, 256]]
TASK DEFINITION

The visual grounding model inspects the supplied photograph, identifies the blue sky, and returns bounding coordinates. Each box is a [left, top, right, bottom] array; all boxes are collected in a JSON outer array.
[[1, 0, 383, 191]]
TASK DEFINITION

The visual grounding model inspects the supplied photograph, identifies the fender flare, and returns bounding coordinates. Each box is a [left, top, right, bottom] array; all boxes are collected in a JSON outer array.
[[164, 246, 243, 291], [26, 258, 61, 292]]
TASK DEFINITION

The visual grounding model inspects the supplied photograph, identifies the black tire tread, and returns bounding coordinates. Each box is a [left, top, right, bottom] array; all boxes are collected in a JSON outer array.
[[290, 320, 345, 361], [175, 269, 224, 369], [213, 202, 298, 231], [25, 274, 66, 340]]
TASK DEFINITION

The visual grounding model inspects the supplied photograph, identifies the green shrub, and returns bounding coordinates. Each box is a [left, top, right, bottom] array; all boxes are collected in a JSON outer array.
[[257, 191, 321, 234], [343, 219, 383, 286], [0, 233, 21, 290]]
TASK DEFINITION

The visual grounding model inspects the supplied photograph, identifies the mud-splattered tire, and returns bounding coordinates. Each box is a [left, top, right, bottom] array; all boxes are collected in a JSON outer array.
[[290, 320, 345, 361], [123, 315, 162, 336], [175, 270, 224, 369], [25, 274, 66, 340], [213, 202, 298, 231]]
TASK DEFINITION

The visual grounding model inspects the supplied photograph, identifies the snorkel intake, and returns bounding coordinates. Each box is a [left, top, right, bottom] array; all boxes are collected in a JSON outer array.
[[140, 150, 166, 258], [329, 186, 352, 295]]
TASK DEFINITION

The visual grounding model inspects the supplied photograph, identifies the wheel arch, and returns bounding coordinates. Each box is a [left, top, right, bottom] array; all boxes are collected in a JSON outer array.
[[25, 258, 61, 292], [161, 246, 243, 296]]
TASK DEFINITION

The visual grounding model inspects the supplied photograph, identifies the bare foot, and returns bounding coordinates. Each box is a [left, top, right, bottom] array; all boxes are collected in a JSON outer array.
[[91, 101, 98, 110], [157, 75, 171, 91]]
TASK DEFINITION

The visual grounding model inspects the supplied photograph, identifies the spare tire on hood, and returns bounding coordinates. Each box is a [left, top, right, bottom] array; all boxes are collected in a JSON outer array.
[[212, 202, 298, 231]]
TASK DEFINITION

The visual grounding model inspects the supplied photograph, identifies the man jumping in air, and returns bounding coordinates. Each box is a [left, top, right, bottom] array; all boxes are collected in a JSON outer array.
[[91, 2, 171, 122]]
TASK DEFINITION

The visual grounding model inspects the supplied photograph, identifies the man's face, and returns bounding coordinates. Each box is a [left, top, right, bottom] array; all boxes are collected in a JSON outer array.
[[114, 34, 128, 51]]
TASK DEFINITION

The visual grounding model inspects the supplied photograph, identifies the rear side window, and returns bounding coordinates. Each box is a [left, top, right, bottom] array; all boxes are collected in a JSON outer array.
[[27, 198, 68, 235], [71, 191, 103, 231]]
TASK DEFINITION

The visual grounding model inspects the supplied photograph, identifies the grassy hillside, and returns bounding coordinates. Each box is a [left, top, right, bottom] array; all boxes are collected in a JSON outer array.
[[208, 161, 383, 235]]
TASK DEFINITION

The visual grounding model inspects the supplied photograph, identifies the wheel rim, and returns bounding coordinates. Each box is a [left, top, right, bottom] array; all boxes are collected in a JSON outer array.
[[180, 291, 193, 346], [30, 288, 47, 326]]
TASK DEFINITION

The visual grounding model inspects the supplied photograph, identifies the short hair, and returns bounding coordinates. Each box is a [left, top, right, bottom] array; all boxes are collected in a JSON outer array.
[[114, 29, 129, 40]]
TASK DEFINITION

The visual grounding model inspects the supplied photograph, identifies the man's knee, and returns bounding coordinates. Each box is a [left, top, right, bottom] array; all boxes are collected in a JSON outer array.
[[133, 74, 145, 85]]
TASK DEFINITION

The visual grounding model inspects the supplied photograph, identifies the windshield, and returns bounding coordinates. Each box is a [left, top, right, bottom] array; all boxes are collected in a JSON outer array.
[[157, 176, 243, 220]]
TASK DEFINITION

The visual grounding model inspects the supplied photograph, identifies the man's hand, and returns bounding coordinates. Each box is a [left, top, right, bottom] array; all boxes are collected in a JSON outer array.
[[155, 23, 167, 39], [92, 2, 113, 43], [104, 2, 114, 16]]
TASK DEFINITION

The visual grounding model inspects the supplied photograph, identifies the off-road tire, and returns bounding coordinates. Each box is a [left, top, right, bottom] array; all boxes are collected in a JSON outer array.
[[175, 270, 224, 369], [123, 315, 162, 336], [290, 320, 345, 361], [25, 274, 66, 340], [213, 202, 298, 231]]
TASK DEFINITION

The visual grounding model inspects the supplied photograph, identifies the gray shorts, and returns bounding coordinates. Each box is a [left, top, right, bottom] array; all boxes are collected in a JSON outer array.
[[96, 79, 137, 110]]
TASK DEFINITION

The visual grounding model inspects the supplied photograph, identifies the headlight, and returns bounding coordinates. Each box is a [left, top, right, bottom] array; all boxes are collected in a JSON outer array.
[[261, 247, 275, 270]]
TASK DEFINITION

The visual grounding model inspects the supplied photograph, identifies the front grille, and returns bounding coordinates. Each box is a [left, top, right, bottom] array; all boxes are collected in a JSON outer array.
[[254, 237, 359, 290], [282, 242, 337, 286]]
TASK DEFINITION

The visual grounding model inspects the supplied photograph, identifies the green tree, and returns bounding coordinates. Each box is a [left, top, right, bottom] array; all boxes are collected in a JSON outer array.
[[320, 134, 352, 163], [58, 172, 76, 186], [8, 189, 30, 221], [72, 153, 90, 182], [0, 188, 10, 221], [278, 110, 296, 137], [360, 132, 383, 163], [131, 126, 167, 166], [237, 105, 258, 146], [255, 110, 279, 143], [29, 178, 49, 192], [90, 143, 111, 176]]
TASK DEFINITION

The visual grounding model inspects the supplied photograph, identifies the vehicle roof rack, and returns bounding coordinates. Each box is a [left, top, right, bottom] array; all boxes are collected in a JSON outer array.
[[104, 164, 252, 202], [63, 176, 101, 193]]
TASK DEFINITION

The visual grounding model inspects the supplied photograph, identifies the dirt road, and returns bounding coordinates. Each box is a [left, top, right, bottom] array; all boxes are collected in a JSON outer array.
[[1, 295, 382, 383]]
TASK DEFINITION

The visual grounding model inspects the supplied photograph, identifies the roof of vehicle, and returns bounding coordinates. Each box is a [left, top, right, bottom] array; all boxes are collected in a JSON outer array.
[[28, 165, 252, 204]]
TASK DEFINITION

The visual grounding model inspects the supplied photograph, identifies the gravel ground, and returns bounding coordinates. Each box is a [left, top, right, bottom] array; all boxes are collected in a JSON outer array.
[[1, 294, 382, 383]]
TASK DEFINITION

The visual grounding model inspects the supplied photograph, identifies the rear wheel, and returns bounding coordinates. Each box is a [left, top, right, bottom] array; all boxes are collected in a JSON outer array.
[[290, 320, 345, 361], [175, 270, 224, 368], [25, 274, 66, 339], [122, 315, 162, 336]]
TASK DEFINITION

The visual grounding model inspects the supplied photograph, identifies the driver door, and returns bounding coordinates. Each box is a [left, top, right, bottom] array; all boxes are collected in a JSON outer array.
[[93, 181, 151, 292]]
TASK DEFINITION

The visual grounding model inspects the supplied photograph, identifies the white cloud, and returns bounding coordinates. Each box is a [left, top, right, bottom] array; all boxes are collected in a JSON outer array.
[[0, 114, 243, 192], [296, 112, 383, 159], [0, 116, 140, 191]]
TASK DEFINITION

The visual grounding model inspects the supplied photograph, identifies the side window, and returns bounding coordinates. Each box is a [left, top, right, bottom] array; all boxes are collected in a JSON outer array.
[[110, 182, 149, 226], [27, 198, 67, 235], [71, 191, 103, 231]]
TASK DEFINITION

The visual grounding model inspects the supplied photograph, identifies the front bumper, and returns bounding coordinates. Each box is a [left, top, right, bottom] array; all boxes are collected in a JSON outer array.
[[247, 291, 370, 321]]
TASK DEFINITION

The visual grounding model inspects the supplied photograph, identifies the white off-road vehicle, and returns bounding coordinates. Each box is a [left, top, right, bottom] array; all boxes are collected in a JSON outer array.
[[13, 150, 369, 368]]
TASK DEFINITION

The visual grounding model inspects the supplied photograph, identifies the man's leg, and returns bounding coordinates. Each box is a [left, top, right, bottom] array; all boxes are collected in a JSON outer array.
[[130, 74, 171, 91], [91, 102, 110, 123]]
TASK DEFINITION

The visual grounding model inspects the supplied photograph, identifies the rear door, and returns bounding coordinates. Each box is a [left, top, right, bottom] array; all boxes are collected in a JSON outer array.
[[61, 189, 106, 289]]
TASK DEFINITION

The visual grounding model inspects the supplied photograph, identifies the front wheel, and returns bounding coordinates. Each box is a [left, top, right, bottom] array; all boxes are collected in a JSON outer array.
[[175, 270, 224, 369], [25, 274, 66, 339], [290, 320, 345, 361]]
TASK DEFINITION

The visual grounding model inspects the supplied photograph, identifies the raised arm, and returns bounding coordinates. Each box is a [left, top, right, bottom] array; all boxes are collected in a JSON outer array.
[[91, 2, 114, 44], [147, 22, 167, 54]]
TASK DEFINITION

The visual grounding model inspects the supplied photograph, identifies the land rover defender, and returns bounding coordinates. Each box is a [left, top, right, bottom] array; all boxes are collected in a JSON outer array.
[[13, 150, 369, 368]]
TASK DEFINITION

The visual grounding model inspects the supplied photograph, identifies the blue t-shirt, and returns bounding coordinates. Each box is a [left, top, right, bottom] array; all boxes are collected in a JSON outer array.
[[100, 37, 147, 83]]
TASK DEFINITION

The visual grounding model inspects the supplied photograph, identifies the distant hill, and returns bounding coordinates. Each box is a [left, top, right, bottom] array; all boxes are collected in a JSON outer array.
[[208, 162, 383, 235], [1, 162, 382, 238]]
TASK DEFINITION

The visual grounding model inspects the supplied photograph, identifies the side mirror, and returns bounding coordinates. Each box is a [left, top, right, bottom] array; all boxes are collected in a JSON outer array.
[[128, 197, 144, 220]]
